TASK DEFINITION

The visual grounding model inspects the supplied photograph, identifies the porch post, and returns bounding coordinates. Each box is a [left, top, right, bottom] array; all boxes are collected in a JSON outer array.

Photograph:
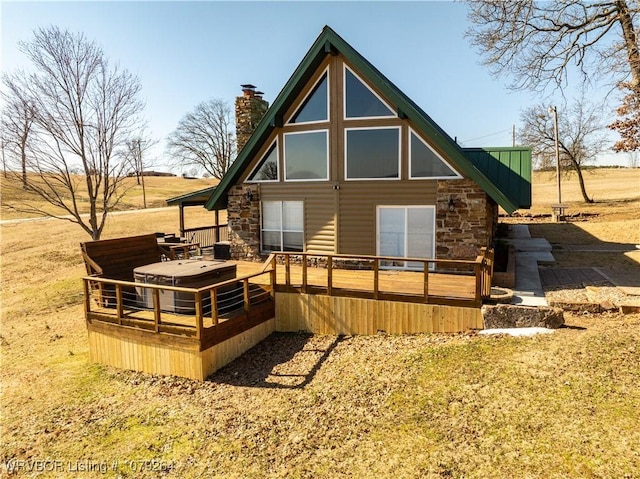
[[214, 209, 220, 243], [179, 205, 185, 237]]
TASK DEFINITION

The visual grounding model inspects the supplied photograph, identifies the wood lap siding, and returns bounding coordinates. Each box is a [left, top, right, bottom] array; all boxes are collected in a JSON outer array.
[[260, 183, 336, 253], [339, 181, 438, 255]]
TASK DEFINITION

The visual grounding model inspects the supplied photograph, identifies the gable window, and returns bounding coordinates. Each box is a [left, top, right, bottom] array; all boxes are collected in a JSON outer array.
[[247, 141, 279, 182], [344, 66, 395, 119], [284, 130, 329, 181], [345, 127, 400, 180], [289, 71, 329, 124], [261, 200, 304, 252], [409, 129, 460, 179]]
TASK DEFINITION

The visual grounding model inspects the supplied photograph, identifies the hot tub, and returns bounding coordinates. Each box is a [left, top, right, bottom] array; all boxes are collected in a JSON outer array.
[[134, 260, 236, 314]]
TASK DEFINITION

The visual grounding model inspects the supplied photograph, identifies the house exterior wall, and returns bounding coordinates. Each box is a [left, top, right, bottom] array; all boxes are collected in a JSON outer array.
[[436, 179, 497, 259], [228, 54, 497, 262], [338, 180, 438, 255]]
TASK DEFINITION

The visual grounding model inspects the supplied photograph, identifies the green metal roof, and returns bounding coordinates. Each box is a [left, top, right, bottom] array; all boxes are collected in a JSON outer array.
[[463, 147, 532, 209], [166, 186, 217, 207], [204, 25, 530, 214]]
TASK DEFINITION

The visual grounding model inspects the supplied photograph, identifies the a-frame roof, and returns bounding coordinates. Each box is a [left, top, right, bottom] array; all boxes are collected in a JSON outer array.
[[205, 25, 529, 214]]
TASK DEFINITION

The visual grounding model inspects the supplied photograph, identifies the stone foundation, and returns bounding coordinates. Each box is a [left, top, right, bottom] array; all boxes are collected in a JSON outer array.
[[436, 179, 498, 260]]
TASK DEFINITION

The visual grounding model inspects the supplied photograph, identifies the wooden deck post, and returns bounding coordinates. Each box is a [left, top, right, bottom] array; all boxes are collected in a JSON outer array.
[[423, 261, 429, 303], [302, 254, 308, 293], [211, 288, 219, 325], [83, 280, 91, 317], [243, 278, 250, 312], [195, 291, 203, 340], [474, 262, 482, 303], [153, 289, 161, 333], [270, 255, 276, 299], [285, 255, 291, 287], [327, 255, 333, 296], [373, 258, 379, 300], [116, 284, 124, 325]]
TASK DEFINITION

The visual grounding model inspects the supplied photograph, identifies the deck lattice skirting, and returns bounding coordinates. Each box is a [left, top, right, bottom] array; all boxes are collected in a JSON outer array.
[[83, 250, 493, 380]]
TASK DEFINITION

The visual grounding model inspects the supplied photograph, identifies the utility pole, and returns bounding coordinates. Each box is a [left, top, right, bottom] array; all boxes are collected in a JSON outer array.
[[549, 106, 563, 220], [512, 124, 515, 147]]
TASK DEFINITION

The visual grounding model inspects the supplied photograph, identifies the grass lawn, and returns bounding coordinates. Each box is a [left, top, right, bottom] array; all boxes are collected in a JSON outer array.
[[1, 170, 640, 478]]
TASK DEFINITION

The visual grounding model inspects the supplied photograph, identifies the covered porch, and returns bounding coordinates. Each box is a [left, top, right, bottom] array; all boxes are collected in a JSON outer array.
[[165, 186, 229, 248]]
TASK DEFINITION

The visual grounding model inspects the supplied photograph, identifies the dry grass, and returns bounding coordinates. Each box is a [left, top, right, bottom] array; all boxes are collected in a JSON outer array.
[[0, 174, 218, 220], [1, 169, 640, 478]]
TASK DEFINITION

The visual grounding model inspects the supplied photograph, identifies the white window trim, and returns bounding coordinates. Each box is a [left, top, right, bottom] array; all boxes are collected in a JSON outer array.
[[344, 126, 401, 181], [343, 64, 396, 121], [286, 66, 330, 126], [283, 129, 330, 182], [246, 139, 280, 183], [376, 205, 436, 271], [260, 200, 305, 253], [408, 127, 462, 180]]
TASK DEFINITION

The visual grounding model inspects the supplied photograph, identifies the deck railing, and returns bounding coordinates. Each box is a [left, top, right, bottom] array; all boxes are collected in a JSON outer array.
[[269, 248, 494, 307], [182, 224, 229, 248], [83, 248, 493, 339], [83, 268, 274, 344]]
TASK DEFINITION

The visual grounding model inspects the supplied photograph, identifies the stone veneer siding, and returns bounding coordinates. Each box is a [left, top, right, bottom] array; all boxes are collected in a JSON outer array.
[[228, 183, 263, 261], [235, 95, 269, 153], [436, 179, 498, 260]]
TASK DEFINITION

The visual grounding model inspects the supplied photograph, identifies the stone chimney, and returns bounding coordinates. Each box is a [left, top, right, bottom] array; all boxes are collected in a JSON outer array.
[[235, 84, 269, 153]]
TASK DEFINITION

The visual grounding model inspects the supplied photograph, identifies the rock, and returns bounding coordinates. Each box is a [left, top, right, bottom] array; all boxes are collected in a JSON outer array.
[[481, 304, 564, 329]]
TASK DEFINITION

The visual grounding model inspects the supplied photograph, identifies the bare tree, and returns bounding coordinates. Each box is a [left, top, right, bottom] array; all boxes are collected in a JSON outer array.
[[123, 135, 157, 209], [466, 1, 640, 149], [466, 1, 640, 91], [1, 72, 36, 188], [167, 99, 236, 179], [518, 98, 609, 203], [2, 27, 145, 239]]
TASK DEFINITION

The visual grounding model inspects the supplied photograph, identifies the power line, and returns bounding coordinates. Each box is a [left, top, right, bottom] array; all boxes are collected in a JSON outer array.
[[459, 128, 513, 144]]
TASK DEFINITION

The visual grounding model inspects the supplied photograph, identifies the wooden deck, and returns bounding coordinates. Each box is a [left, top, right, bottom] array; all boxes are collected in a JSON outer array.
[[235, 261, 478, 305], [82, 248, 493, 380]]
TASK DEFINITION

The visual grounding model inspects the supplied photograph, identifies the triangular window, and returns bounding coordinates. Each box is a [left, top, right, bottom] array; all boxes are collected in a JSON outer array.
[[409, 130, 460, 179], [247, 142, 278, 182], [344, 66, 394, 119], [290, 72, 328, 124]]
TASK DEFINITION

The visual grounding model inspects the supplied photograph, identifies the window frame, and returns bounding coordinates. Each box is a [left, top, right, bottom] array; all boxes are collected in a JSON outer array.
[[343, 65, 396, 121], [283, 129, 330, 182], [343, 126, 402, 181], [408, 128, 462, 180], [286, 67, 330, 126], [246, 140, 280, 183], [260, 200, 305, 253]]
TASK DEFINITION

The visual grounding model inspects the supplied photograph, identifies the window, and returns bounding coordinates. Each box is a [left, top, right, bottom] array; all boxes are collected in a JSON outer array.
[[409, 129, 460, 179], [377, 206, 435, 270], [261, 201, 304, 252], [284, 130, 329, 181], [344, 66, 395, 119], [289, 72, 329, 124], [345, 127, 400, 180], [247, 142, 278, 182]]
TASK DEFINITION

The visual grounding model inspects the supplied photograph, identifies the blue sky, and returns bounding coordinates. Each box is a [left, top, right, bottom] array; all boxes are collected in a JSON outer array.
[[0, 1, 630, 170]]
